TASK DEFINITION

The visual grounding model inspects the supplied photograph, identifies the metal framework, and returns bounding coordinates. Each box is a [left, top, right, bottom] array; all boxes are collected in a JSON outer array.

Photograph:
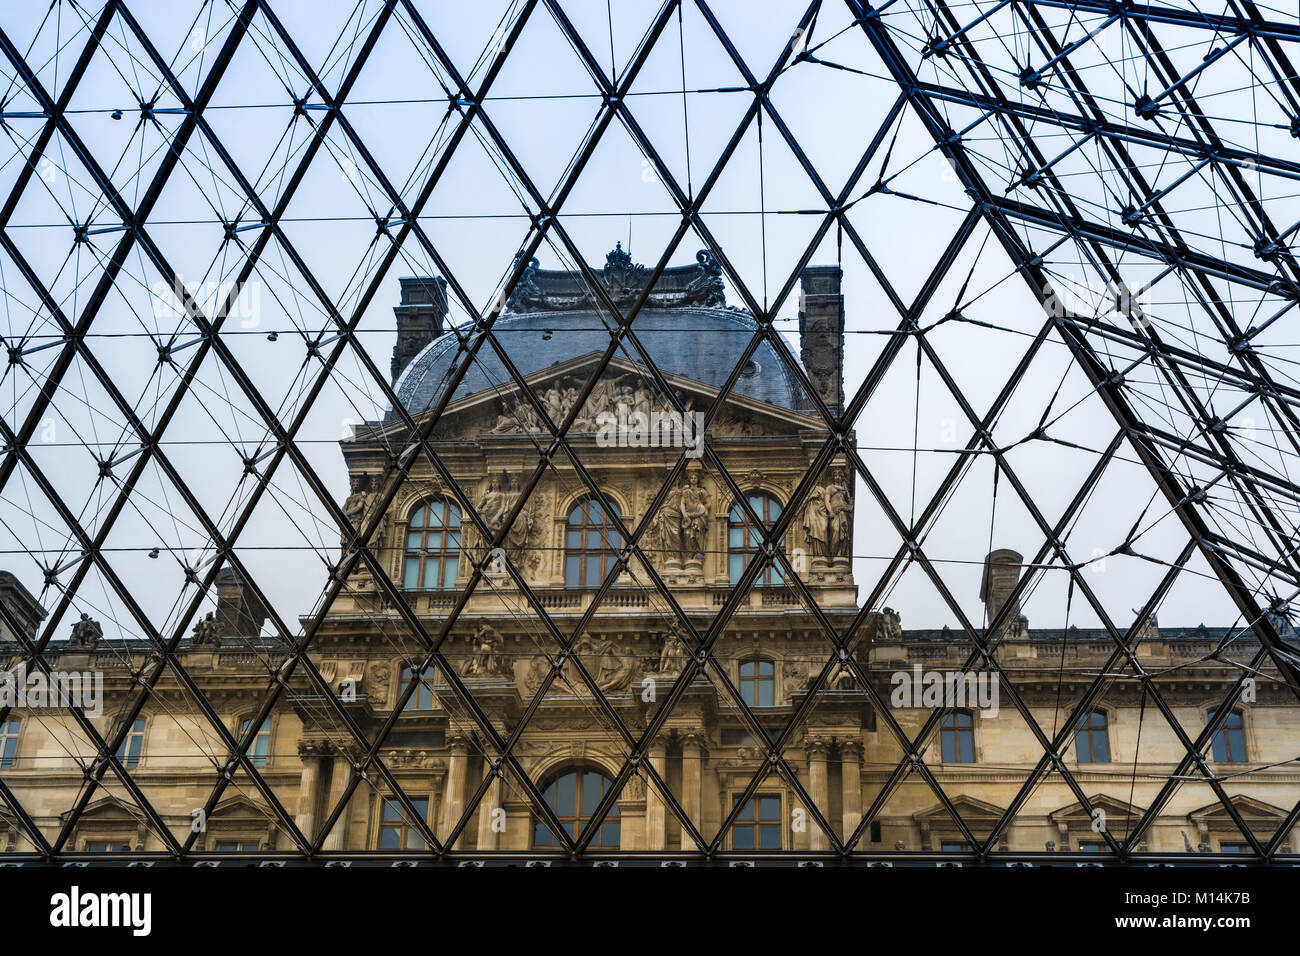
[[0, 0, 1299, 864]]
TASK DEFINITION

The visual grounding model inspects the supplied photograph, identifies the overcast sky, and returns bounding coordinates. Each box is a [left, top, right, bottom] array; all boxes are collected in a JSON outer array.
[[0, 0, 1255, 648]]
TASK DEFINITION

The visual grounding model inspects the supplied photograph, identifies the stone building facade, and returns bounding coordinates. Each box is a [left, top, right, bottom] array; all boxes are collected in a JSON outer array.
[[0, 248, 1296, 857]]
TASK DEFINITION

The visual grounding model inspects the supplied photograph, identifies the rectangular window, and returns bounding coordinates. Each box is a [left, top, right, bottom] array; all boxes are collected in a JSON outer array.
[[739, 660, 775, 707], [401, 667, 435, 712], [115, 718, 146, 768], [1209, 708, 1246, 763], [379, 797, 429, 849], [940, 840, 971, 852], [1074, 711, 1110, 763], [240, 718, 271, 767], [940, 711, 975, 763], [732, 794, 781, 850], [85, 842, 130, 852], [215, 841, 262, 851], [0, 718, 19, 769]]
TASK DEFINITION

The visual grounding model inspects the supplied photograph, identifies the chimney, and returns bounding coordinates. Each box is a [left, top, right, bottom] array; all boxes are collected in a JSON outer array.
[[980, 549, 1023, 633], [215, 567, 267, 638], [798, 265, 844, 414], [391, 276, 448, 383]]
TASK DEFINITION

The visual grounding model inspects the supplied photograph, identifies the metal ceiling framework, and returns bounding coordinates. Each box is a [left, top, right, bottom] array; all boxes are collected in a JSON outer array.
[[0, 0, 1297, 864]]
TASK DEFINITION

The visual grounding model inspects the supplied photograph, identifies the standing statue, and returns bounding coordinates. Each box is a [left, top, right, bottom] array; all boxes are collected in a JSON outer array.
[[826, 468, 853, 560], [678, 472, 710, 564], [801, 484, 831, 559], [645, 500, 683, 568], [68, 613, 103, 649], [341, 474, 370, 548], [478, 473, 508, 536], [466, 622, 508, 677]]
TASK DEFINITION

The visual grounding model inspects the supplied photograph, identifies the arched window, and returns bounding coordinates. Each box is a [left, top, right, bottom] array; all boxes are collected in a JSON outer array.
[[533, 767, 620, 848], [403, 498, 461, 591], [1209, 708, 1246, 763], [739, 658, 775, 707], [729, 493, 784, 587], [564, 497, 621, 589], [1074, 709, 1110, 763], [940, 710, 975, 763]]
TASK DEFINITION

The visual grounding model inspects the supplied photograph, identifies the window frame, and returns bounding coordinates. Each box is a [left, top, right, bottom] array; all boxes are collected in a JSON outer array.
[[738, 658, 776, 708], [1074, 709, 1111, 764], [533, 766, 621, 849], [728, 492, 785, 587], [0, 717, 20, 770], [399, 664, 435, 712], [1208, 707, 1247, 763], [83, 840, 132, 853], [238, 716, 272, 768], [939, 709, 976, 764], [377, 795, 430, 850], [115, 717, 146, 769], [403, 497, 462, 592], [564, 497, 622, 590], [731, 791, 782, 850]]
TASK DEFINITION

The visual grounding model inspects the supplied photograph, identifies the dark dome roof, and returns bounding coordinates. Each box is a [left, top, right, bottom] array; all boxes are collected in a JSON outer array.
[[389, 307, 811, 420]]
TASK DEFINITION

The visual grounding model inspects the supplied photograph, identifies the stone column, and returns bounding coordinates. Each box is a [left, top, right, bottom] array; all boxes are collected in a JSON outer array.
[[680, 733, 706, 842], [806, 736, 831, 851], [840, 741, 863, 843], [440, 736, 469, 848], [476, 771, 503, 850], [644, 736, 669, 850], [321, 750, 355, 850], [294, 741, 327, 843]]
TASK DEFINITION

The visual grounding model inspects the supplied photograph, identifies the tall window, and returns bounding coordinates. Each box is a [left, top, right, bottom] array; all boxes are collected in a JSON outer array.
[[379, 797, 429, 849], [729, 493, 784, 587], [404, 498, 461, 590], [534, 767, 620, 848], [564, 497, 621, 589], [1210, 708, 1246, 763], [940, 710, 975, 763], [1074, 709, 1110, 763], [0, 718, 19, 769], [240, 718, 271, 767], [115, 718, 145, 768], [733, 793, 781, 849], [400, 665, 434, 712], [739, 659, 775, 707]]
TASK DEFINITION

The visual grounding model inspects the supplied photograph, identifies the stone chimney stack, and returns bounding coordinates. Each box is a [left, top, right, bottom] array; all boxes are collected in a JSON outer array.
[[391, 276, 448, 383], [215, 567, 267, 638], [980, 549, 1024, 633], [798, 265, 844, 414]]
